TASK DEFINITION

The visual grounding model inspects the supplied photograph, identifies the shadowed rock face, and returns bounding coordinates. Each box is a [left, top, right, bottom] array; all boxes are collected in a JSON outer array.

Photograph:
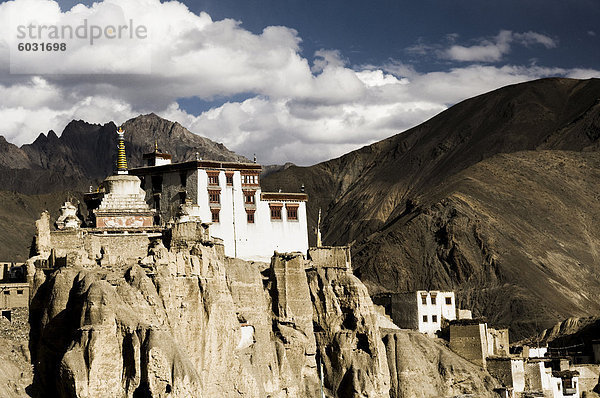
[[262, 77, 600, 339]]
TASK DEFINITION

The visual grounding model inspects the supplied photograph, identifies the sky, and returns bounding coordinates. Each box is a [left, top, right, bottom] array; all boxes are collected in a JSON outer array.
[[0, 0, 599, 165]]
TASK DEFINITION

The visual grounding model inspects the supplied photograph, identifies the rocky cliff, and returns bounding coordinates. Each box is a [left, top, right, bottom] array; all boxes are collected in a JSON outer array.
[[26, 219, 500, 397]]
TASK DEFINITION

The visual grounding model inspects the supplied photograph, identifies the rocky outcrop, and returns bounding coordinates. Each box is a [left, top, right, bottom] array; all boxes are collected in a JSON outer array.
[[382, 330, 497, 398], [28, 225, 389, 397], [27, 221, 503, 397]]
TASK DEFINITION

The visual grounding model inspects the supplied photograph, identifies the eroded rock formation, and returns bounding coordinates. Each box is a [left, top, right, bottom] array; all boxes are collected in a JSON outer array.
[[27, 220, 501, 397]]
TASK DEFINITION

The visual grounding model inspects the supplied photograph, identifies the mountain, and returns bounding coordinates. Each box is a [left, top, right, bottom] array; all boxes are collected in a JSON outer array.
[[0, 113, 247, 194], [262, 77, 600, 339]]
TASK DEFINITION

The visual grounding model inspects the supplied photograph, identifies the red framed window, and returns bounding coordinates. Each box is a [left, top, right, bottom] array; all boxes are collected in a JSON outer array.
[[226, 173, 234, 185], [207, 173, 219, 185], [241, 173, 259, 185], [211, 209, 220, 223], [246, 211, 255, 223], [208, 190, 220, 204], [244, 191, 255, 204], [270, 205, 282, 220], [286, 205, 298, 220]]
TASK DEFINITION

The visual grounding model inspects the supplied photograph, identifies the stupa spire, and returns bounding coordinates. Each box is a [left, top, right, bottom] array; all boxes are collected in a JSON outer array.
[[116, 127, 128, 174]]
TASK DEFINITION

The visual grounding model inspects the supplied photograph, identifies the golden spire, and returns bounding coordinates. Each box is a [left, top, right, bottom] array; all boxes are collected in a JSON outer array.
[[116, 127, 128, 174], [154, 140, 158, 152]]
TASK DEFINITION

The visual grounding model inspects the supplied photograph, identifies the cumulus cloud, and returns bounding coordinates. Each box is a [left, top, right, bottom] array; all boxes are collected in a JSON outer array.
[[0, 1, 597, 165], [443, 30, 556, 62]]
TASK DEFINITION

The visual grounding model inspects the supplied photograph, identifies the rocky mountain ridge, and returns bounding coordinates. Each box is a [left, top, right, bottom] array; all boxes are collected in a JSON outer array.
[[0, 113, 247, 194]]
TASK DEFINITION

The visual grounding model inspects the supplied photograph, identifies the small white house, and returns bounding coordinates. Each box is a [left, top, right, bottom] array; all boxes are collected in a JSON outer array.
[[373, 290, 457, 335]]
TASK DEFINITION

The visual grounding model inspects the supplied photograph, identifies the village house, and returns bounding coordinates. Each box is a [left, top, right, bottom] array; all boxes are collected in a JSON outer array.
[[372, 290, 473, 335], [0, 262, 28, 322]]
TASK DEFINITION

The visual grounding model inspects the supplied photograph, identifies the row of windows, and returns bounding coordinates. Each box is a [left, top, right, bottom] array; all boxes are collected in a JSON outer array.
[[208, 191, 257, 205], [422, 315, 438, 323], [208, 173, 259, 186], [2, 289, 24, 295], [209, 206, 298, 223], [421, 295, 453, 305], [211, 210, 256, 224], [269, 205, 298, 221]]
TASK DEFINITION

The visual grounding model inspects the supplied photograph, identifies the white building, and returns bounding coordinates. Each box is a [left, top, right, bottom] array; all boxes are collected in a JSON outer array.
[[373, 290, 458, 335], [130, 150, 308, 262]]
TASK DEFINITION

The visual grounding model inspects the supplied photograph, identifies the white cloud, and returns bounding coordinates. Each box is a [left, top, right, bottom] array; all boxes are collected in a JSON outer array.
[[0, 1, 597, 166], [443, 30, 556, 62]]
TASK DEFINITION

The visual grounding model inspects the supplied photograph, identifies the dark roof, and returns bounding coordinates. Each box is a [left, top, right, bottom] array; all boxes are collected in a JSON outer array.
[[552, 370, 580, 378], [130, 160, 262, 175], [261, 192, 308, 202]]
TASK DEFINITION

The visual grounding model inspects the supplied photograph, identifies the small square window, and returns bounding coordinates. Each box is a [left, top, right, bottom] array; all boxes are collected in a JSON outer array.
[[17, 290, 23, 295], [445, 297, 452, 305], [432, 315, 438, 322], [422, 315, 428, 322], [421, 294, 427, 305], [3, 290, 9, 295], [211, 210, 219, 223], [245, 192, 255, 204], [431, 295, 437, 305], [247, 212, 255, 223]]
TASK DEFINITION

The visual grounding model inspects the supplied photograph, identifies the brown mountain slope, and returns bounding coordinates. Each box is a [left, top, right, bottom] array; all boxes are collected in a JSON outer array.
[[263, 78, 600, 338], [263, 78, 600, 246], [354, 150, 600, 339]]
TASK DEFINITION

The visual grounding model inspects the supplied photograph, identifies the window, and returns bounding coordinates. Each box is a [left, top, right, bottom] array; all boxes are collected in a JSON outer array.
[[17, 290, 23, 295], [247, 212, 255, 223], [244, 192, 255, 204], [226, 173, 234, 185], [211, 210, 220, 223], [270, 205, 282, 220], [241, 174, 259, 185], [208, 173, 219, 185], [3, 290, 9, 295], [209, 190, 220, 204], [431, 295, 437, 305], [445, 297, 452, 305], [421, 294, 427, 305], [151, 175, 162, 193], [179, 172, 187, 187], [432, 315, 438, 323], [422, 315, 428, 322], [286, 205, 298, 220]]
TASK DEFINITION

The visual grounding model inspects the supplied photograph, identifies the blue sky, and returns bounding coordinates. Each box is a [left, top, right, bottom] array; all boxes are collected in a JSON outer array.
[[0, 0, 598, 164]]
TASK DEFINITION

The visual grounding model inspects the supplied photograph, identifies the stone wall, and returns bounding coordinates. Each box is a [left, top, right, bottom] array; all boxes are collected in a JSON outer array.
[[0, 283, 29, 309], [307, 246, 351, 269], [450, 323, 488, 368], [487, 328, 510, 356]]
